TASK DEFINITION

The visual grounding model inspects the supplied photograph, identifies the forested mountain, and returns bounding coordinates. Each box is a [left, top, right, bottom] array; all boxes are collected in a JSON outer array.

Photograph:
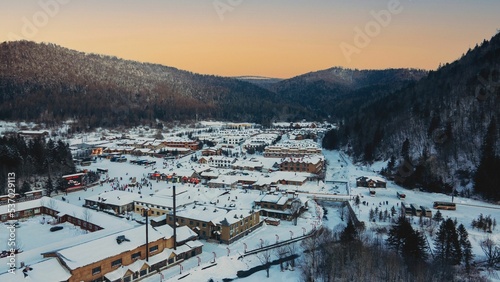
[[0, 41, 426, 128], [0, 41, 307, 127], [324, 32, 500, 199], [273, 67, 428, 118], [233, 76, 283, 91]]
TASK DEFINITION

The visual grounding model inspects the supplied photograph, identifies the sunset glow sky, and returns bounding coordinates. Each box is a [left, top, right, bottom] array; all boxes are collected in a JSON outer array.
[[1, 0, 499, 78]]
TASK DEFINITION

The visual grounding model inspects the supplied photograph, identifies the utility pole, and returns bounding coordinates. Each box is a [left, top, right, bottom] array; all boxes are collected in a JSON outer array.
[[144, 207, 149, 262], [173, 185, 177, 250]]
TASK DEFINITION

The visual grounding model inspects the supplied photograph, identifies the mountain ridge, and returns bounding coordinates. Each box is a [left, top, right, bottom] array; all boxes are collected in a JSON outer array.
[[0, 40, 424, 126]]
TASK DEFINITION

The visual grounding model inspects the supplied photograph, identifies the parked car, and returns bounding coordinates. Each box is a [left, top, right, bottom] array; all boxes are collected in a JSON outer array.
[[50, 226, 63, 232]]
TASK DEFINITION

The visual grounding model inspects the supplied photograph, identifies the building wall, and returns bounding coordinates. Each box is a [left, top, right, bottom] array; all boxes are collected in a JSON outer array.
[[279, 159, 324, 174], [67, 237, 170, 282], [164, 210, 260, 244], [220, 211, 260, 244], [264, 147, 322, 158], [165, 214, 214, 240]]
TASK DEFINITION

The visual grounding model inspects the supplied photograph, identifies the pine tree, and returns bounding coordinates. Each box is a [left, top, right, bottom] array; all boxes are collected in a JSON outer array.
[[45, 175, 54, 197], [20, 181, 31, 196], [386, 216, 413, 254], [340, 220, 358, 242], [457, 224, 474, 274], [402, 229, 429, 264], [474, 118, 500, 200], [433, 210, 443, 223], [434, 218, 462, 266], [401, 138, 410, 161]]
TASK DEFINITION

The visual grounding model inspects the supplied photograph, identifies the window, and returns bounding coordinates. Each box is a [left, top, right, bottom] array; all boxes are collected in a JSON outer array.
[[131, 251, 141, 260], [124, 276, 131, 282], [202, 223, 206, 227], [189, 220, 193, 225], [140, 269, 147, 276], [92, 266, 101, 275], [149, 245, 159, 253], [111, 258, 122, 267]]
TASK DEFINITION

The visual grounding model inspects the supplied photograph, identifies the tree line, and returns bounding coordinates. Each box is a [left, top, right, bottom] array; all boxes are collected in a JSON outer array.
[[297, 216, 494, 282], [0, 135, 75, 196]]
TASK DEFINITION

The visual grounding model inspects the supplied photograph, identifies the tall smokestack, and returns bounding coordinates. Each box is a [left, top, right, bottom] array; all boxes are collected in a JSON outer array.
[[173, 185, 177, 250]]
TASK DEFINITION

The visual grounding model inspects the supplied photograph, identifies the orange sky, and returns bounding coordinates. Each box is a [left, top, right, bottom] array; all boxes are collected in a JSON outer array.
[[1, 0, 499, 78]]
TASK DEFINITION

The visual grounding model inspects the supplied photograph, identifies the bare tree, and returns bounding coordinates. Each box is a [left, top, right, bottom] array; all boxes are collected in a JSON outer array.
[[290, 199, 302, 226], [256, 241, 272, 278], [274, 245, 288, 272], [285, 242, 298, 269], [82, 209, 93, 233], [480, 237, 500, 267]]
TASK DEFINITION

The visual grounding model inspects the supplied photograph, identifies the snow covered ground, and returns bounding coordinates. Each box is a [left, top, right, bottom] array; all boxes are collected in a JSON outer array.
[[0, 216, 86, 252], [43, 147, 500, 281], [1, 120, 499, 280]]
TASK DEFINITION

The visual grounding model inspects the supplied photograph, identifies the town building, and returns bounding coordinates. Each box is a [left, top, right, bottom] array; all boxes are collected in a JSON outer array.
[[84, 190, 139, 215], [263, 140, 322, 158], [356, 176, 387, 188], [165, 205, 261, 244], [37, 224, 202, 282], [278, 155, 325, 175]]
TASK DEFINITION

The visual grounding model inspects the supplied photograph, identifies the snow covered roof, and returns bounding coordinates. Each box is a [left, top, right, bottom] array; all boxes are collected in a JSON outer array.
[[104, 265, 131, 281], [175, 226, 198, 242], [175, 205, 227, 223], [217, 209, 254, 226], [259, 194, 289, 205], [134, 193, 194, 209], [0, 258, 71, 281], [356, 176, 386, 182], [85, 190, 140, 206], [146, 248, 174, 266], [57, 225, 165, 270], [185, 240, 204, 249], [153, 225, 197, 243], [1, 197, 132, 230], [279, 155, 324, 164]]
